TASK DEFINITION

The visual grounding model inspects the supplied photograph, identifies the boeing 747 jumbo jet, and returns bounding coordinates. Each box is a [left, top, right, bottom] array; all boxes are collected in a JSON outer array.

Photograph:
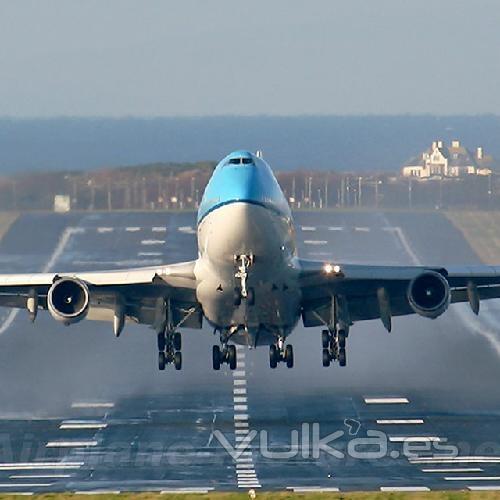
[[0, 150, 499, 371]]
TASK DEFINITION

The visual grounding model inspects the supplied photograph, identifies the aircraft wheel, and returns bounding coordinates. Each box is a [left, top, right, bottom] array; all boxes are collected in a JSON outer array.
[[158, 351, 166, 371], [322, 348, 331, 367], [285, 344, 294, 369], [247, 288, 255, 306], [234, 288, 242, 306], [339, 348, 347, 367], [157, 332, 166, 352], [321, 330, 330, 349], [269, 345, 278, 369], [228, 345, 237, 370], [173, 332, 182, 351], [174, 351, 182, 370], [338, 330, 346, 349], [212, 345, 221, 371]]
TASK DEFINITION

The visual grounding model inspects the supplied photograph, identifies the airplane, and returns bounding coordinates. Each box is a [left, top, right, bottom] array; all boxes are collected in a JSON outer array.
[[0, 149, 499, 371]]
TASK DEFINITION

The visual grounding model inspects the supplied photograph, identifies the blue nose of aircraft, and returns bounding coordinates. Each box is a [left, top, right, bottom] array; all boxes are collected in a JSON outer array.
[[197, 151, 290, 224]]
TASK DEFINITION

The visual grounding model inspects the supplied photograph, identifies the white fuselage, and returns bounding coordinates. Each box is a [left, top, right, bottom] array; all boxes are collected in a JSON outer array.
[[194, 202, 302, 346]]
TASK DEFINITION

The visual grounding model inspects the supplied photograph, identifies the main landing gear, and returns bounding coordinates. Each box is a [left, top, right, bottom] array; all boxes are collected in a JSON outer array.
[[269, 337, 294, 369], [321, 327, 347, 367], [158, 330, 182, 371]]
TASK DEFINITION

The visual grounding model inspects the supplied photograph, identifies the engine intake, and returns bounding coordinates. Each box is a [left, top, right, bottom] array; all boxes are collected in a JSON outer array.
[[47, 278, 90, 325], [407, 271, 450, 319]]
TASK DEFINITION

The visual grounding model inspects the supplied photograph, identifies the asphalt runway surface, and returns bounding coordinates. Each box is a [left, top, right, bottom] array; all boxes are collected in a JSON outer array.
[[0, 210, 500, 493]]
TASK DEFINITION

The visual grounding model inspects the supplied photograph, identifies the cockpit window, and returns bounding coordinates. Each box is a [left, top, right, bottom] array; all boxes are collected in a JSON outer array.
[[228, 157, 254, 165]]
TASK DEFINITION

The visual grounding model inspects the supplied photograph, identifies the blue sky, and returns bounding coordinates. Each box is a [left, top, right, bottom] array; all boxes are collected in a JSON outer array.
[[1, 0, 499, 116]]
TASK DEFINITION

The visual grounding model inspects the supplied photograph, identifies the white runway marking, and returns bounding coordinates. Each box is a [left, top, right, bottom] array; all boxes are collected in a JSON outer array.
[[152, 227, 167, 232], [468, 486, 500, 491], [97, 227, 114, 233], [71, 402, 114, 409], [410, 456, 500, 464], [160, 488, 213, 494], [141, 239, 165, 245], [377, 419, 424, 424], [125, 227, 141, 232], [301, 226, 317, 231], [233, 388, 247, 395], [9, 474, 73, 479], [422, 468, 483, 473], [178, 226, 196, 234], [138, 251, 163, 257], [0, 483, 53, 488], [233, 379, 246, 386], [380, 486, 430, 492], [445, 476, 500, 481], [288, 487, 340, 493], [328, 226, 344, 231], [304, 240, 328, 245], [0, 462, 83, 471], [354, 227, 370, 232], [60, 421, 107, 430], [233, 397, 247, 403], [46, 441, 98, 448], [75, 491, 121, 495], [235, 421, 249, 428], [364, 397, 409, 404], [389, 436, 442, 443]]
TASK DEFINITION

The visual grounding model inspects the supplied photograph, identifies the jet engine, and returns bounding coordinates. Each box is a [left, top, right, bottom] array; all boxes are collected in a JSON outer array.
[[407, 271, 450, 319], [47, 277, 90, 325]]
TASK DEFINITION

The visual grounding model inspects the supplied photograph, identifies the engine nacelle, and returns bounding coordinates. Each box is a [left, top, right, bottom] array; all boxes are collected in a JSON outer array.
[[47, 278, 90, 325], [407, 271, 450, 319]]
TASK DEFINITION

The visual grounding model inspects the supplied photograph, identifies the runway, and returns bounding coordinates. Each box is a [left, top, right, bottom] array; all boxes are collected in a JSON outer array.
[[0, 210, 500, 493]]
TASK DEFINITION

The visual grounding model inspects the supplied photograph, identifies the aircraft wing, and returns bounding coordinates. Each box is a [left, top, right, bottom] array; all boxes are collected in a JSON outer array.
[[0, 260, 202, 334], [298, 259, 500, 330]]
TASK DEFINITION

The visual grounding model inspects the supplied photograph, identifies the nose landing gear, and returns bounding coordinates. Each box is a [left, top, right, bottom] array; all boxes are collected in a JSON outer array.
[[212, 344, 237, 370]]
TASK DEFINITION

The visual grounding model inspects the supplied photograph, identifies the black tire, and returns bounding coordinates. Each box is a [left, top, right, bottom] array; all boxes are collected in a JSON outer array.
[[158, 351, 166, 371], [339, 348, 347, 367], [338, 330, 346, 349], [228, 345, 237, 370], [157, 332, 166, 352], [285, 344, 294, 369], [322, 348, 331, 367], [174, 351, 182, 370], [212, 345, 221, 371], [247, 288, 255, 306], [173, 332, 182, 351], [269, 345, 278, 369], [234, 288, 242, 306], [321, 330, 330, 349]]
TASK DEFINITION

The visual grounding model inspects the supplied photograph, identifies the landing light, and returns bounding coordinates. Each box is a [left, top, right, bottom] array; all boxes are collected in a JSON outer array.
[[324, 264, 341, 274]]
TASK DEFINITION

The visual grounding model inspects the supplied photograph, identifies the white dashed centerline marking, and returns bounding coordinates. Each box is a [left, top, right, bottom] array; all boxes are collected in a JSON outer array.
[[125, 227, 141, 232], [328, 226, 344, 231], [445, 476, 500, 481], [301, 226, 317, 231], [46, 441, 98, 448], [354, 227, 370, 232], [304, 240, 328, 245], [0, 463, 83, 471], [364, 397, 409, 404], [97, 227, 114, 233], [422, 468, 483, 473], [377, 419, 423, 425], [288, 487, 340, 493], [380, 486, 430, 492], [152, 227, 167, 232], [71, 402, 114, 409], [141, 239, 165, 246], [59, 421, 107, 430], [468, 486, 500, 491], [138, 252, 163, 257], [389, 436, 442, 443]]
